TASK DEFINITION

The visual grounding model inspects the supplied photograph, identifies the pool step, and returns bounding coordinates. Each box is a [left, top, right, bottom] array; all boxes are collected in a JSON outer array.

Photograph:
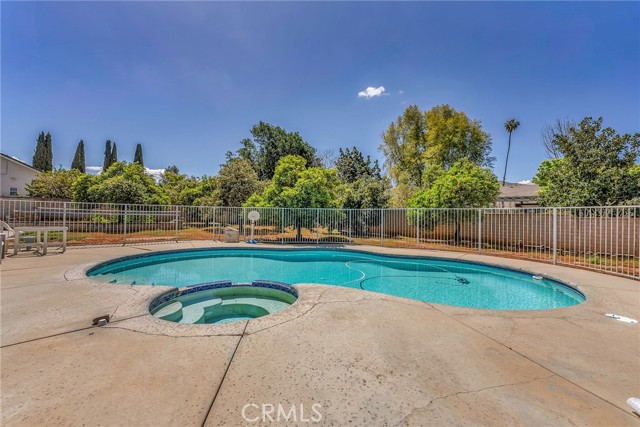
[[154, 301, 183, 322], [179, 298, 223, 324]]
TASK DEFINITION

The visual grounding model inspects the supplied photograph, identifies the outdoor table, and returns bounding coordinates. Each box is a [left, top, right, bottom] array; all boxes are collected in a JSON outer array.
[[13, 226, 68, 255]]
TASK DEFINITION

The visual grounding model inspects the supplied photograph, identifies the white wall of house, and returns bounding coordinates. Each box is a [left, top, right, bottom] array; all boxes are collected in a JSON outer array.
[[0, 155, 39, 197]]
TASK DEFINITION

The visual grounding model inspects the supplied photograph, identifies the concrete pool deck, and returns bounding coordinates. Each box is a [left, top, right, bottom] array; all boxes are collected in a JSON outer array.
[[1, 242, 638, 426]]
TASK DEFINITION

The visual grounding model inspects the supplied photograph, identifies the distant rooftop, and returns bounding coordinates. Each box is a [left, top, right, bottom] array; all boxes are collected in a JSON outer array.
[[498, 182, 539, 199], [0, 152, 39, 172]]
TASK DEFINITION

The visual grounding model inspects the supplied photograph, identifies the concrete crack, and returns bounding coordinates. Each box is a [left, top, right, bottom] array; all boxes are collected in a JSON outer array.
[[396, 375, 556, 426]]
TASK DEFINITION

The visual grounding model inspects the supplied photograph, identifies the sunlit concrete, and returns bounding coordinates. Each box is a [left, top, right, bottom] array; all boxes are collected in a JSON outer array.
[[1, 242, 638, 426]]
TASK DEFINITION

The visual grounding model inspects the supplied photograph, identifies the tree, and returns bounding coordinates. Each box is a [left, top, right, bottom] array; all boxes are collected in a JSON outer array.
[[534, 117, 640, 207], [32, 131, 53, 172], [232, 122, 319, 180], [339, 177, 389, 210], [164, 165, 180, 176], [217, 158, 261, 206], [408, 159, 499, 241], [26, 169, 82, 200], [380, 104, 494, 190], [111, 143, 118, 164], [380, 105, 427, 188], [245, 155, 339, 240], [71, 140, 86, 173], [317, 149, 338, 169], [73, 162, 168, 205], [502, 118, 520, 186], [159, 167, 219, 206], [541, 118, 574, 159], [335, 147, 381, 184], [335, 146, 389, 213], [423, 105, 494, 171], [103, 140, 112, 171], [133, 143, 144, 166]]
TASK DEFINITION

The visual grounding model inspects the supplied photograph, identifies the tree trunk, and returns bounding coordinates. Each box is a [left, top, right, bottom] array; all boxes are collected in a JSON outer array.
[[502, 132, 512, 186]]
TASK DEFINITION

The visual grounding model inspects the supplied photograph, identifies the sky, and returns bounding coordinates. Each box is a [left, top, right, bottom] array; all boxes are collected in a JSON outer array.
[[2, 1, 639, 183]]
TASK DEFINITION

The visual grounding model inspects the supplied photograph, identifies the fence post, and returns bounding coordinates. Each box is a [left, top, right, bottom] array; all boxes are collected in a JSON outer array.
[[552, 207, 557, 265], [316, 208, 319, 244], [123, 205, 128, 245], [175, 206, 179, 240], [212, 207, 216, 240], [381, 209, 385, 247], [416, 209, 420, 246], [63, 202, 67, 230], [281, 208, 285, 244], [242, 207, 246, 241], [348, 210, 352, 241], [478, 209, 482, 253]]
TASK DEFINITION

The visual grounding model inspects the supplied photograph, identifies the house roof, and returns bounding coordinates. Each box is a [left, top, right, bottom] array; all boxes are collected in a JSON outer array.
[[498, 182, 539, 199], [0, 152, 40, 173]]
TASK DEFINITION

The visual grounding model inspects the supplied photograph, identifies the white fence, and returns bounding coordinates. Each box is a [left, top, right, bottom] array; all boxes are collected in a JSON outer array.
[[1, 199, 638, 280]]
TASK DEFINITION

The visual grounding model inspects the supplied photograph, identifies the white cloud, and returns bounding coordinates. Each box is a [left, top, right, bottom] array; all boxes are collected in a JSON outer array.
[[398, 89, 404, 95], [517, 179, 533, 185], [145, 167, 165, 181], [357, 86, 385, 99], [86, 166, 102, 174]]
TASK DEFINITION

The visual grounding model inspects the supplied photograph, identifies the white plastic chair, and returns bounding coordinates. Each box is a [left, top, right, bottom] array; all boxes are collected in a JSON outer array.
[[0, 221, 20, 258]]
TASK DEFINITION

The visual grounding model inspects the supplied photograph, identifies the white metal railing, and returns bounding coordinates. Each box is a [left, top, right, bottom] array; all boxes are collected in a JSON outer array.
[[1, 199, 638, 280]]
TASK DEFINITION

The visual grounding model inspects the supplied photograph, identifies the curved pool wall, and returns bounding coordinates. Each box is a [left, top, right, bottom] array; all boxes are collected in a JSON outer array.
[[88, 248, 585, 310], [150, 280, 298, 324]]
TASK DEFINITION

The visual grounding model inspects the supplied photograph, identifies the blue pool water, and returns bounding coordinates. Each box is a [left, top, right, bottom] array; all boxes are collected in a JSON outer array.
[[87, 248, 585, 310]]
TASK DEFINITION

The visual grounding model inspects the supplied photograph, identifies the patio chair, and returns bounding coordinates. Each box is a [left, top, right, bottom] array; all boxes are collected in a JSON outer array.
[[0, 221, 21, 258]]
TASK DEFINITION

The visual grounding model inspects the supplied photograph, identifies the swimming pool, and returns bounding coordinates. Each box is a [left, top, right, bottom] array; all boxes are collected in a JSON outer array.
[[87, 248, 585, 310]]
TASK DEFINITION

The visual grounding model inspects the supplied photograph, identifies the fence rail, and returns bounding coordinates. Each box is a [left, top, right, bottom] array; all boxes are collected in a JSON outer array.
[[1, 199, 638, 280]]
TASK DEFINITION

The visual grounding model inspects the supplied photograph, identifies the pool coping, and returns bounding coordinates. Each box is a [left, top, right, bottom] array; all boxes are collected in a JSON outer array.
[[59, 244, 604, 337]]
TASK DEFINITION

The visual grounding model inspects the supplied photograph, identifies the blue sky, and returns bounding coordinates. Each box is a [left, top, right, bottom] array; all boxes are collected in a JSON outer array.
[[2, 1, 639, 182]]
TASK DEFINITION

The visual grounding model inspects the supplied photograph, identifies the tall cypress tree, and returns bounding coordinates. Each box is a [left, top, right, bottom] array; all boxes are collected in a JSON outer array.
[[111, 143, 118, 165], [33, 131, 53, 171], [133, 143, 144, 167], [44, 132, 53, 171], [71, 140, 86, 173], [33, 132, 47, 171], [103, 140, 112, 171]]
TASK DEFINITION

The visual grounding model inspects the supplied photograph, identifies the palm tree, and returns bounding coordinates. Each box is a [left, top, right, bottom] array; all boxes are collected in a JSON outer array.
[[502, 118, 520, 186]]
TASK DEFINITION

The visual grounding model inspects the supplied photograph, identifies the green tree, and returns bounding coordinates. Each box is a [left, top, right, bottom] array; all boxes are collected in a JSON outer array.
[[502, 118, 520, 186], [160, 167, 219, 206], [423, 105, 494, 171], [103, 140, 113, 171], [32, 131, 53, 172], [111, 143, 118, 164], [533, 117, 640, 206], [26, 169, 82, 200], [339, 177, 389, 210], [134, 143, 144, 166], [217, 158, 261, 206], [381, 104, 494, 199], [335, 147, 381, 183], [380, 105, 427, 188], [73, 162, 168, 205], [71, 140, 86, 173], [232, 122, 319, 180], [246, 155, 339, 240], [335, 147, 389, 212], [408, 159, 499, 241]]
